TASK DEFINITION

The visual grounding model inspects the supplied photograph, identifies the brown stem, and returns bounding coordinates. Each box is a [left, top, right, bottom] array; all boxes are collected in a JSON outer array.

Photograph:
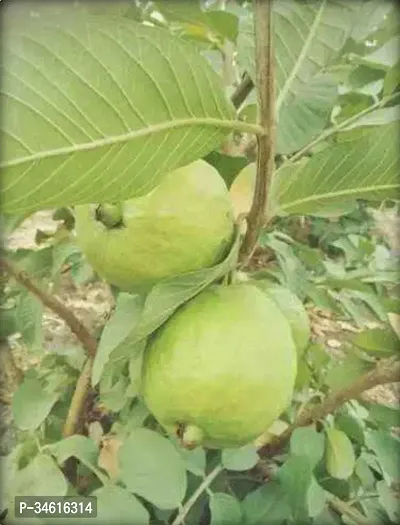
[[230, 73, 254, 109], [63, 357, 94, 438], [239, 0, 276, 264], [327, 494, 373, 525], [0, 258, 97, 358], [258, 357, 400, 457]]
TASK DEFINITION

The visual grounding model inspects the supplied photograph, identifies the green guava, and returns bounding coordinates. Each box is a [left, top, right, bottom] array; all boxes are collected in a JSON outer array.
[[252, 280, 311, 355], [74, 160, 235, 293], [141, 283, 297, 449]]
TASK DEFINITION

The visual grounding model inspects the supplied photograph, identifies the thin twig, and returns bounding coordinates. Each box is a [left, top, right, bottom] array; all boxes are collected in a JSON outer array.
[[327, 494, 374, 525], [258, 357, 400, 457], [230, 73, 254, 109], [1, 257, 98, 438], [171, 465, 223, 525], [0, 258, 97, 358], [239, 0, 276, 264]]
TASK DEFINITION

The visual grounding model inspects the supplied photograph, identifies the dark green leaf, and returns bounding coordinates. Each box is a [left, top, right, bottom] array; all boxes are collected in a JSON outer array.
[[119, 428, 187, 509], [209, 492, 242, 525], [92, 293, 142, 385], [278, 455, 313, 521], [242, 481, 290, 525], [47, 436, 98, 466], [334, 409, 365, 445], [377, 480, 400, 523], [290, 426, 325, 468], [366, 402, 400, 429], [16, 291, 43, 351], [325, 354, 373, 393], [365, 429, 400, 482], [83, 485, 149, 525]]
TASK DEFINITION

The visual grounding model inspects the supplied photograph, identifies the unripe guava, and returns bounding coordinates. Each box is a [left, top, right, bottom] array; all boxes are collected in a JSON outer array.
[[141, 283, 297, 449], [74, 161, 235, 293]]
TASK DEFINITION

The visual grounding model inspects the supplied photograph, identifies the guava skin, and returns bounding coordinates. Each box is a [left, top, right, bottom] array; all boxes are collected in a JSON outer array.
[[74, 160, 235, 294], [252, 280, 311, 355], [141, 283, 297, 449]]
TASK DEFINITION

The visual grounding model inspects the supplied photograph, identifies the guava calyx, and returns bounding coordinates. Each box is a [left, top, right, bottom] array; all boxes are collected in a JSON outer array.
[[177, 424, 205, 450], [95, 203, 124, 229]]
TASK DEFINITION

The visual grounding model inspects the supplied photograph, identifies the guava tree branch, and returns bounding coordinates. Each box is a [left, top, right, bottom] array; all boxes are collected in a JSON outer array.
[[326, 494, 373, 525], [0, 257, 98, 438], [258, 357, 400, 458], [239, 0, 276, 264], [230, 72, 254, 109], [0, 258, 97, 358]]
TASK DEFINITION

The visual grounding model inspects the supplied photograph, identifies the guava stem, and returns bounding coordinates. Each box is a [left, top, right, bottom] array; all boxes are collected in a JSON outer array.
[[180, 424, 204, 449], [96, 203, 123, 228]]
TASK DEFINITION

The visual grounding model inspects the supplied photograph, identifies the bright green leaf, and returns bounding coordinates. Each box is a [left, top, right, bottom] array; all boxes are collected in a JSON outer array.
[[222, 444, 258, 471], [269, 123, 400, 217], [1, 11, 238, 215], [352, 327, 399, 356], [325, 428, 356, 480], [47, 435, 98, 466], [119, 428, 187, 509], [12, 377, 59, 431]]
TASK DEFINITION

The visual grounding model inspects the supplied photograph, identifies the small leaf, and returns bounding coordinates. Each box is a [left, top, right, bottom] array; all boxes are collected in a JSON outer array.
[[365, 429, 400, 482], [307, 475, 326, 518], [325, 428, 356, 480], [334, 410, 365, 445], [118, 428, 187, 509], [290, 426, 325, 468], [209, 493, 242, 525], [377, 480, 400, 523], [15, 291, 43, 351], [9, 454, 67, 498], [222, 444, 258, 471], [92, 293, 142, 385], [242, 481, 290, 525], [88, 485, 149, 525], [324, 354, 373, 393], [47, 436, 98, 466], [352, 327, 400, 356], [366, 402, 400, 429], [12, 376, 59, 431]]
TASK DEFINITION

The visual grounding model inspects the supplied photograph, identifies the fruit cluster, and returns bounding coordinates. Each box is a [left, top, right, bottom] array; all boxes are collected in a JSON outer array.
[[75, 160, 310, 449]]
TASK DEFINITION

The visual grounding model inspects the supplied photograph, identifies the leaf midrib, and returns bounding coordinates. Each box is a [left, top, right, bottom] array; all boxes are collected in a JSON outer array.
[[2, 118, 264, 169]]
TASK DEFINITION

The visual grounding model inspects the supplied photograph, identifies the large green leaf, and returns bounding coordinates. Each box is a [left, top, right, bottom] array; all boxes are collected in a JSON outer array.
[[237, 0, 358, 154], [269, 122, 400, 216], [1, 10, 240, 215]]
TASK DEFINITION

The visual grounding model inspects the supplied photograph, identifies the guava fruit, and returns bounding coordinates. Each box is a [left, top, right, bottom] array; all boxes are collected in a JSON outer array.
[[74, 160, 235, 293], [252, 280, 311, 355], [141, 283, 297, 449]]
